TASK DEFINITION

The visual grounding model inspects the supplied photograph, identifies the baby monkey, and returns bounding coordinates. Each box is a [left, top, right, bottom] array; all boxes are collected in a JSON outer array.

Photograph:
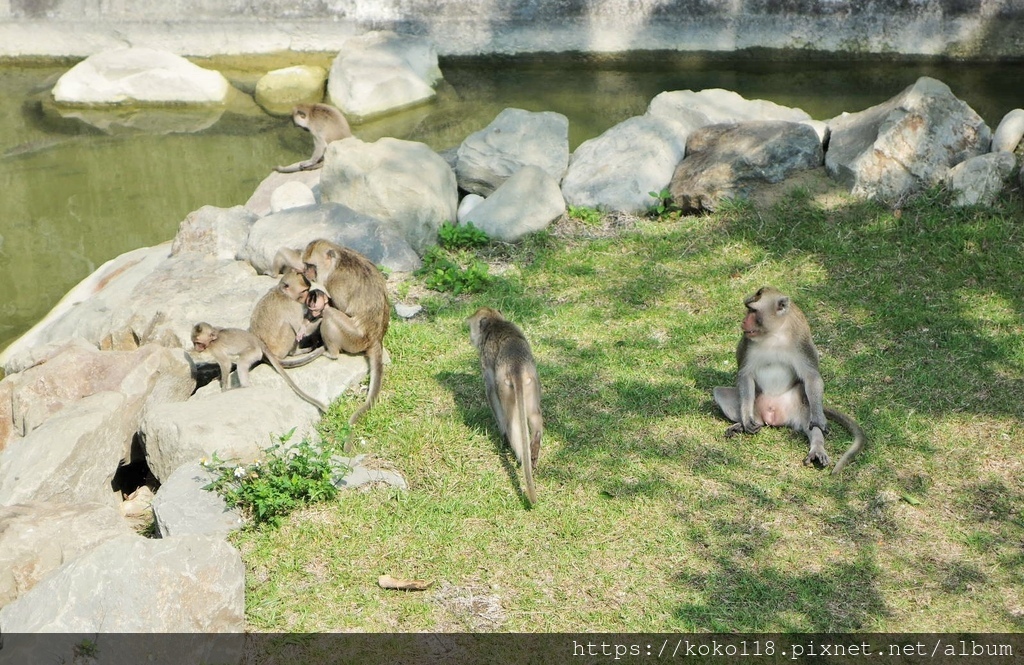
[[274, 103, 352, 173], [190, 322, 328, 414], [467, 307, 543, 505], [713, 286, 865, 474]]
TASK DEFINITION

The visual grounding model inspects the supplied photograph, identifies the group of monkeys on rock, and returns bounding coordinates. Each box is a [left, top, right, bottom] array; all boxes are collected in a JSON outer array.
[[191, 103, 865, 506]]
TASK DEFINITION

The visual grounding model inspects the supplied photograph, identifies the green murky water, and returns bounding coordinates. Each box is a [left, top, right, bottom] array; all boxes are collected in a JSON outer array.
[[1, 54, 1022, 352]]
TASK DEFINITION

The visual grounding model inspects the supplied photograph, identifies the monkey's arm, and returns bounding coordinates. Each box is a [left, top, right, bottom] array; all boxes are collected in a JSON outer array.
[[800, 368, 830, 434], [271, 248, 304, 276], [736, 371, 762, 434]]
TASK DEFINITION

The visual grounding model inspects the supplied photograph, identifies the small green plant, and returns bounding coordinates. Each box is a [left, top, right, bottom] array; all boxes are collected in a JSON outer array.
[[438, 221, 489, 249], [567, 205, 603, 226], [73, 638, 99, 659], [648, 188, 673, 216], [417, 245, 493, 295], [202, 432, 349, 528]]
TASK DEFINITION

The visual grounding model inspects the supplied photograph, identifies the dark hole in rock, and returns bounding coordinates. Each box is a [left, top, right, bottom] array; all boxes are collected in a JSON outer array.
[[111, 433, 159, 498]]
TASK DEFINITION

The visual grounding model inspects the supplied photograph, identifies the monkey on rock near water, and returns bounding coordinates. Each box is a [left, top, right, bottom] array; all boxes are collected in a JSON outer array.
[[467, 307, 543, 505], [712, 286, 865, 474], [274, 103, 352, 173]]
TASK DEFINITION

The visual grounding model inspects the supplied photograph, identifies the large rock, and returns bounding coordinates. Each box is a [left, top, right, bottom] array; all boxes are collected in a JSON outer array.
[[0, 534, 245, 633], [0, 244, 171, 372], [321, 137, 458, 254], [991, 108, 1024, 153], [648, 88, 824, 139], [242, 202, 421, 274], [327, 31, 443, 122], [254, 65, 327, 116], [245, 169, 322, 217], [455, 108, 570, 196], [0, 339, 193, 445], [140, 384, 322, 483], [0, 502, 134, 609], [944, 152, 1016, 206], [825, 76, 991, 204], [670, 121, 824, 213], [462, 165, 566, 241], [151, 462, 243, 538], [561, 114, 690, 214], [0, 345, 194, 507], [52, 47, 232, 105], [171, 205, 258, 261]]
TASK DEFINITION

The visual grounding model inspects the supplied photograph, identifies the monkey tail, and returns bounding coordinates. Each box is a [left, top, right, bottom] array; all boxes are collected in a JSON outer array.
[[825, 406, 866, 475], [260, 343, 329, 414], [280, 347, 324, 368], [348, 342, 384, 427], [517, 377, 538, 506]]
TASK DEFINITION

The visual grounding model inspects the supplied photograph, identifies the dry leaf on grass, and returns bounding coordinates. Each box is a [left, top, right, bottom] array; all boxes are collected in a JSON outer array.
[[378, 574, 432, 591]]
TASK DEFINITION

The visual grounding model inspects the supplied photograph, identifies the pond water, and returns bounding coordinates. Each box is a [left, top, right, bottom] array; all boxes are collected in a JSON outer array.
[[1, 53, 1021, 352]]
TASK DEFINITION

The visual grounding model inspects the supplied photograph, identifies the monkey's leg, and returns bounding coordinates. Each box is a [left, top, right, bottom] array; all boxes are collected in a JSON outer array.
[[321, 307, 367, 358], [216, 359, 233, 392], [713, 386, 746, 437], [236, 347, 263, 388]]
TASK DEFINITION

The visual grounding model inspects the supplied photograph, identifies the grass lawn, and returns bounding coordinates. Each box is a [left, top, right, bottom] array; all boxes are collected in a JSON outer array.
[[232, 173, 1024, 633]]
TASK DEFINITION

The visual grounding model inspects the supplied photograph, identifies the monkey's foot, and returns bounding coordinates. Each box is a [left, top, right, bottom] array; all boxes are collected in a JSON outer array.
[[724, 423, 744, 438], [803, 449, 830, 469]]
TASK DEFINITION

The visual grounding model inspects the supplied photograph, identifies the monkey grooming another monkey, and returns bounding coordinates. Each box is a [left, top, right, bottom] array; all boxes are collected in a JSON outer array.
[[712, 286, 865, 474], [278, 239, 390, 427], [274, 103, 352, 173], [250, 268, 324, 366], [467, 307, 543, 505], [191, 322, 328, 414]]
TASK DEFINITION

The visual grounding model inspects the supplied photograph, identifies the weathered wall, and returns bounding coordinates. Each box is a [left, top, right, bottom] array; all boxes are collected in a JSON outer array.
[[1, 0, 1023, 59]]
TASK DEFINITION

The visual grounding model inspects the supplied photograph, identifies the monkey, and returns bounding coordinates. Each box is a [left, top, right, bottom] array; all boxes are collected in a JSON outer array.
[[274, 103, 352, 173], [296, 287, 328, 344], [190, 322, 328, 413], [277, 238, 390, 427], [249, 268, 324, 365], [712, 286, 865, 474], [467, 307, 542, 505]]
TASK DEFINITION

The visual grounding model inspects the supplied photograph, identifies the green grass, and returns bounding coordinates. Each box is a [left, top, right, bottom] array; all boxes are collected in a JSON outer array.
[[233, 177, 1024, 633]]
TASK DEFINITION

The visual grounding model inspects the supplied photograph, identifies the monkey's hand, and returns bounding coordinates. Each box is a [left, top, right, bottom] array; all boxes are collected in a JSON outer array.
[[724, 423, 744, 438]]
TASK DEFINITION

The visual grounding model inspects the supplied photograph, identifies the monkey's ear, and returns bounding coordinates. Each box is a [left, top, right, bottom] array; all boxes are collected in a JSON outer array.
[[776, 297, 791, 314], [326, 248, 339, 261]]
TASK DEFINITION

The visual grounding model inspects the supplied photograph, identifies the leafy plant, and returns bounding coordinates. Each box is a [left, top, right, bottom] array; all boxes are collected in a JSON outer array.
[[202, 432, 349, 528], [417, 245, 493, 295], [567, 205, 603, 226], [438, 221, 490, 249], [648, 187, 673, 216]]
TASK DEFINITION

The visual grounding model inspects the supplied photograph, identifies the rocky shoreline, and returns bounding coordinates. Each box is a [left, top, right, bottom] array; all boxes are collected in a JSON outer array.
[[1, 30, 1022, 644]]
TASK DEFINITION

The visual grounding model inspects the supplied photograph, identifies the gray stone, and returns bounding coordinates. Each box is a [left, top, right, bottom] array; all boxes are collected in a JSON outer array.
[[151, 462, 243, 538], [670, 121, 824, 213], [457, 194, 485, 223], [394, 303, 423, 319], [649, 88, 821, 138], [321, 136, 458, 254], [270, 180, 317, 212], [561, 114, 690, 214], [245, 169, 322, 217], [242, 202, 421, 274], [991, 108, 1024, 153], [825, 76, 991, 204], [327, 31, 443, 122], [0, 534, 245, 633], [944, 152, 1016, 206], [0, 244, 171, 371], [254, 64, 327, 116], [463, 165, 566, 241], [455, 108, 570, 196], [171, 204, 258, 261], [0, 344, 193, 506], [140, 384, 322, 483], [334, 454, 407, 490], [51, 47, 232, 105], [0, 502, 134, 609]]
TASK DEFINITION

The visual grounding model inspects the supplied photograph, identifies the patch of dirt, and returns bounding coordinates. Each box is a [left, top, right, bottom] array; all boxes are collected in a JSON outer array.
[[746, 167, 851, 210], [430, 580, 507, 631]]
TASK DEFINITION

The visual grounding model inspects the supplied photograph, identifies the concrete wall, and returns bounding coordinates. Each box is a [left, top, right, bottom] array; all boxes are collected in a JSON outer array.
[[1, 0, 1023, 59]]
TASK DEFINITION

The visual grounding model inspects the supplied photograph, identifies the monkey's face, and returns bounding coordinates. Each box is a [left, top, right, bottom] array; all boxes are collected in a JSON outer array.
[[191, 323, 216, 351], [306, 290, 328, 318]]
